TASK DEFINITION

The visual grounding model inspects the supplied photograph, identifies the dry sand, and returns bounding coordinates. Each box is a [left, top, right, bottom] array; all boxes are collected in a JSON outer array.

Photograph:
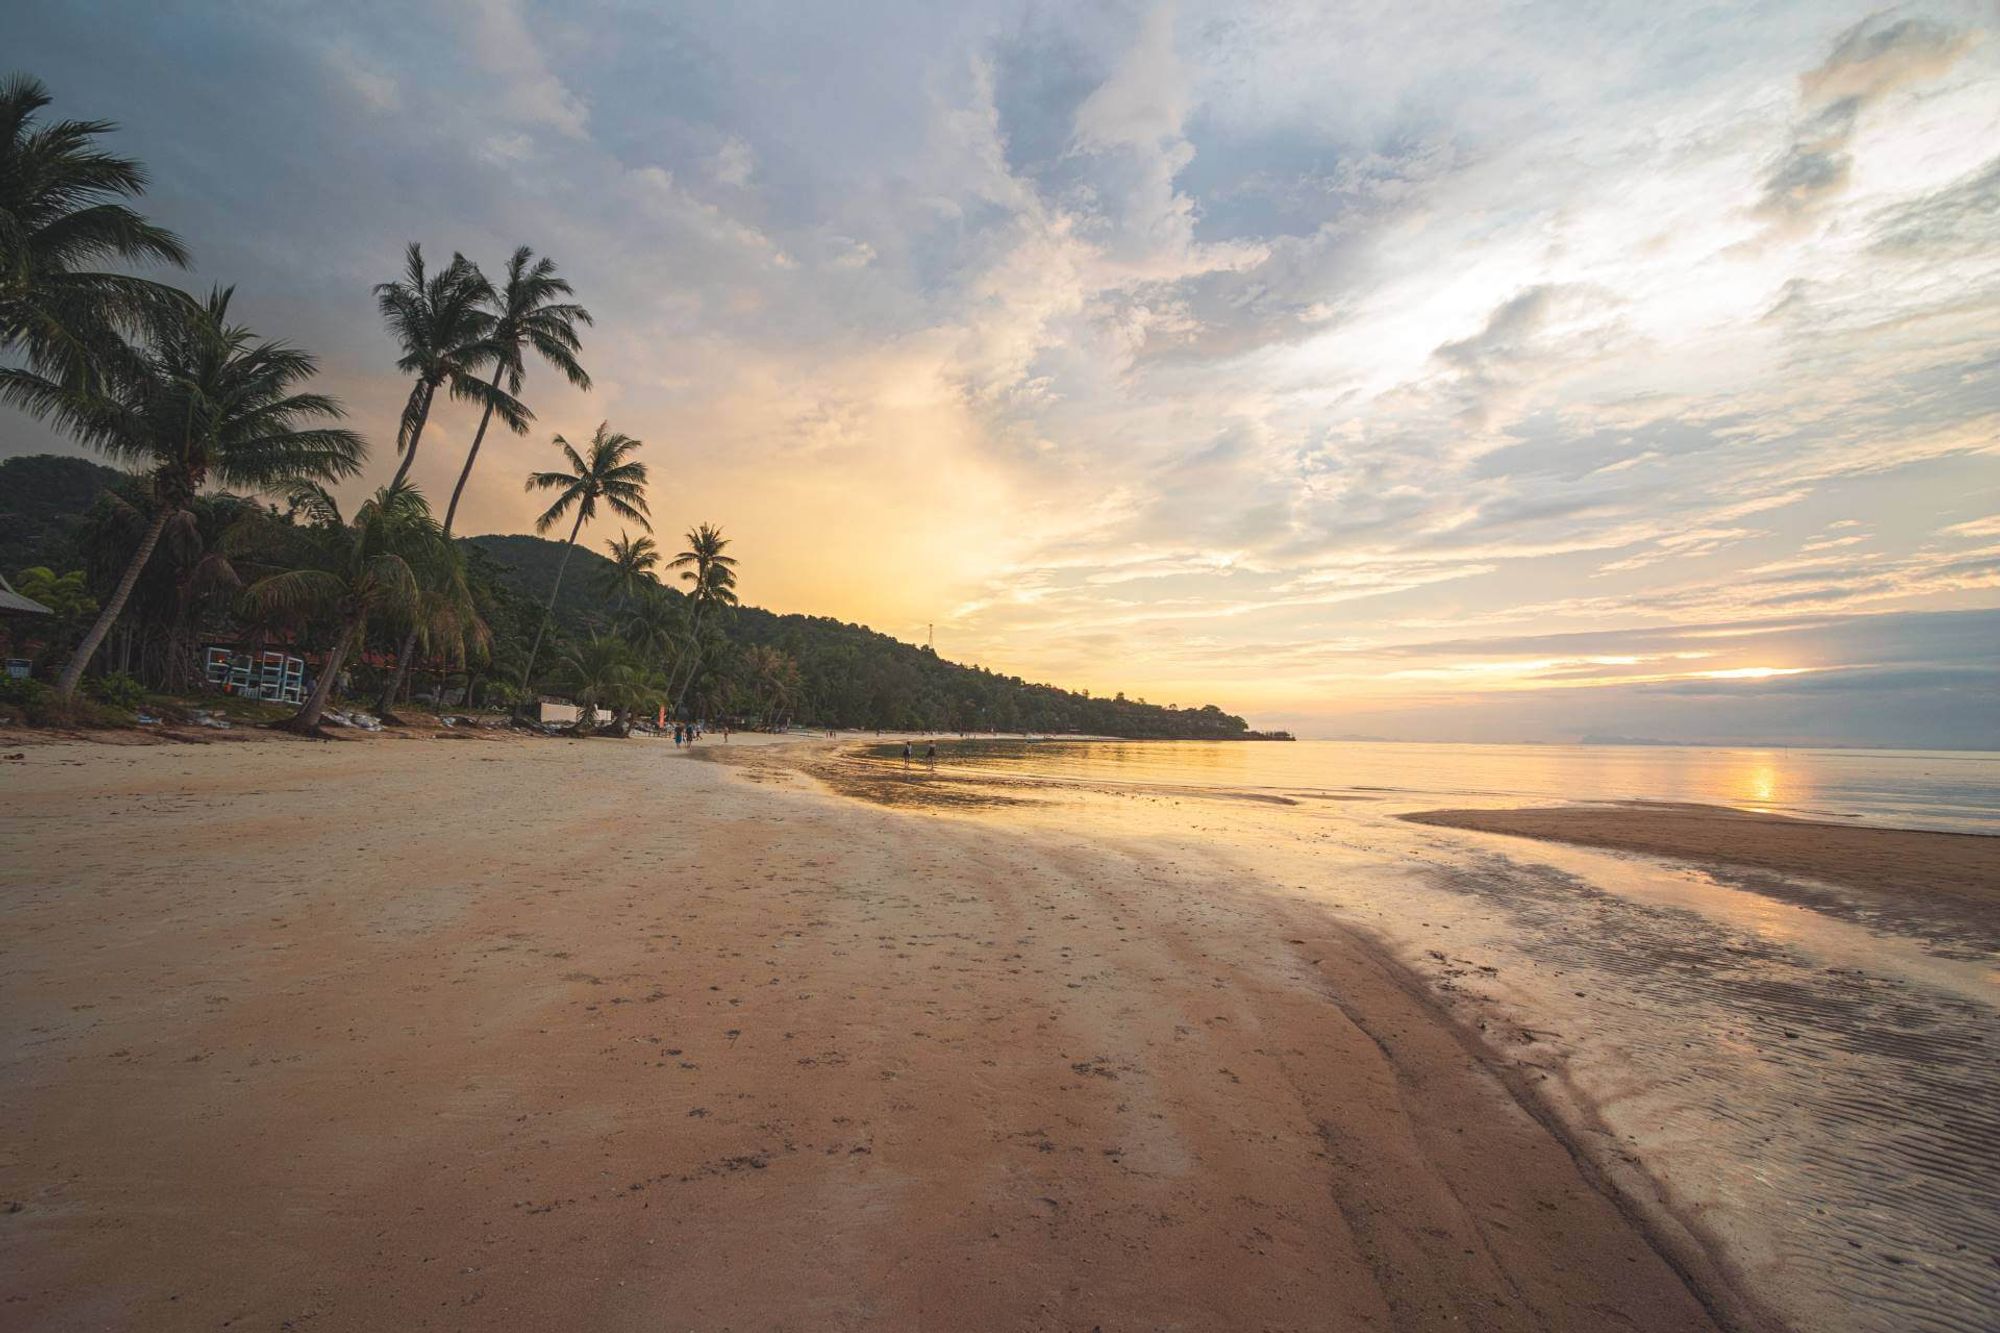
[[3, 734, 1730, 1331]]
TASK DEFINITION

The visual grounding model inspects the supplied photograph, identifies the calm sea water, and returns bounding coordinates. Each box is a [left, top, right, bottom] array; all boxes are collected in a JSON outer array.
[[840, 737, 2000, 1333], [930, 739, 2000, 833]]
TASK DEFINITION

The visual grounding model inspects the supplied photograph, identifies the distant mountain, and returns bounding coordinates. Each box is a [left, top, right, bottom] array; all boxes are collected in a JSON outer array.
[[0, 454, 126, 578], [462, 531, 1254, 737]]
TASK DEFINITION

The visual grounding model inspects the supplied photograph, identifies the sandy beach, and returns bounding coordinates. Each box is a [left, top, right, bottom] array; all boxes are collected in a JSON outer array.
[[0, 733, 1733, 1331], [1402, 802, 2000, 950]]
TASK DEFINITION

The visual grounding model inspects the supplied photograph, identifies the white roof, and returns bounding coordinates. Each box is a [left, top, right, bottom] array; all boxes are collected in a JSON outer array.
[[0, 574, 53, 617]]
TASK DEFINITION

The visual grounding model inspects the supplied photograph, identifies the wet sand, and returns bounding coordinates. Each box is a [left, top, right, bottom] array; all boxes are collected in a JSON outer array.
[[1, 735, 1727, 1331], [1402, 802, 2000, 950], [1401, 802, 2000, 901]]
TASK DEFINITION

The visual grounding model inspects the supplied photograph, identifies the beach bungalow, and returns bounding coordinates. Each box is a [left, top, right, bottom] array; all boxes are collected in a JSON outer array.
[[0, 573, 54, 677]]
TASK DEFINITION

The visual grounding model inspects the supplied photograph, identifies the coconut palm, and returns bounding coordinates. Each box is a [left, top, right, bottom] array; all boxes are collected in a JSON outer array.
[[554, 632, 643, 731], [377, 248, 590, 712], [374, 243, 522, 492], [619, 583, 682, 658], [440, 246, 591, 534], [519, 423, 650, 689], [0, 73, 191, 397], [40, 288, 364, 697], [237, 481, 471, 730], [667, 523, 737, 716], [598, 531, 659, 608]]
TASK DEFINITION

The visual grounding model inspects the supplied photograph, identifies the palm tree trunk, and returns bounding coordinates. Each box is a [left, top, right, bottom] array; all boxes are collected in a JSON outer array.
[[386, 380, 436, 492], [379, 379, 497, 717], [519, 509, 585, 692], [669, 598, 707, 719], [442, 368, 504, 535], [56, 505, 173, 698], [286, 617, 361, 731]]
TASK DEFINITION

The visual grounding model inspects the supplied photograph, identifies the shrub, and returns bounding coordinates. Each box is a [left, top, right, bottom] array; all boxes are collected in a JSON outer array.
[[85, 671, 148, 710], [0, 674, 51, 720]]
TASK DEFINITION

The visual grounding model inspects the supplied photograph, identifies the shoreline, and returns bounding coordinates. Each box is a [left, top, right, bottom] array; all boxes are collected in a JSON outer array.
[[1, 735, 1738, 1330], [1400, 801, 2000, 952]]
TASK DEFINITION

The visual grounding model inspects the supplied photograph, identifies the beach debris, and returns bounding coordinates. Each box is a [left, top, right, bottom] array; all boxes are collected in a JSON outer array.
[[187, 708, 231, 729], [135, 711, 161, 725], [324, 709, 382, 732]]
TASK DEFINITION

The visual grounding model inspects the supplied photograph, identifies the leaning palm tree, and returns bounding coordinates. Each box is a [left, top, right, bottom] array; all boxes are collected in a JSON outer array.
[[598, 532, 659, 609], [667, 523, 737, 716], [440, 246, 591, 534], [40, 288, 365, 698], [374, 243, 522, 492], [369, 244, 531, 715], [237, 481, 465, 730], [519, 423, 650, 689], [0, 73, 191, 396]]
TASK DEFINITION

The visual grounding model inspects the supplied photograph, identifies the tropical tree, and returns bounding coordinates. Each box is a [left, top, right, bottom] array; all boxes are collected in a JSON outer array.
[[519, 422, 649, 689], [598, 531, 659, 608], [373, 243, 520, 492], [619, 583, 681, 658], [376, 247, 592, 716], [668, 522, 737, 716], [553, 632, 642, 731], [0, 73, 190, 396], [237, 481, 470, 730], [440, 246, 591, 534], [31, 289, 364, 697]]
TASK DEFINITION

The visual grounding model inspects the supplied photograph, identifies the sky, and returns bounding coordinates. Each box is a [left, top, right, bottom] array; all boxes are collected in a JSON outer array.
[[5, 0, 1999, 745]]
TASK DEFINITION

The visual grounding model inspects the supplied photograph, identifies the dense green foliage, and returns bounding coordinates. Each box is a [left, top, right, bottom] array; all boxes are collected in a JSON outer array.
[[0, 453, 122, 572], [3, 457, 1257, 736], [461, 532, 1253, 736]]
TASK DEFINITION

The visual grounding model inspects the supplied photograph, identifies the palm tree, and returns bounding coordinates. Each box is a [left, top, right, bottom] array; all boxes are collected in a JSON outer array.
[[440, 246, 591, 534], [554, 633, 642, 731], [37, 288, 365, 697], [667, 523, 737, 717], [519, 423, 650, 689], [373, 243, 521, 493], [598, 531, 659, 608], [0, 74, 191, 397], [237, 481, 468, 730], [370, 244, 532, 716]]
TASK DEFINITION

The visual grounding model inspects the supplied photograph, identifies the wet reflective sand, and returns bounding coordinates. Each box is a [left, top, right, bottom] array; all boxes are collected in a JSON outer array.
[[822, 740, 2000, 1333]]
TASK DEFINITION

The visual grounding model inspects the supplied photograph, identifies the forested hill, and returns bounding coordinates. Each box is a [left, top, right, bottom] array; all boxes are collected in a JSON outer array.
[[464, 533, 1256, 738], [0, 454, 1259, 737], [0, 454, 124, 576]]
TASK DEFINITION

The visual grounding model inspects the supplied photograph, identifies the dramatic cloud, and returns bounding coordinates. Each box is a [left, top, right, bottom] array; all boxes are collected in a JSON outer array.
[[4, 0, 1997, 743]]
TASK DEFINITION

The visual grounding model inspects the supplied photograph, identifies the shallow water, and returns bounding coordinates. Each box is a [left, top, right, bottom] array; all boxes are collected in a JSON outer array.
[[831, 739, 2000, 1333]]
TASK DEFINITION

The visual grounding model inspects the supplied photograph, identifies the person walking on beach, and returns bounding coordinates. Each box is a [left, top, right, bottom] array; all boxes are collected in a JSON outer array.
[[902, 741, 912, 766], [925, 741, 937, 767]]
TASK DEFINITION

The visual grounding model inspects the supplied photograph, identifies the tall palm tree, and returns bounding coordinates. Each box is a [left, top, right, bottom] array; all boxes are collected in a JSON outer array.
[[441, 246, 591, 534], [598, 531, 659, 608], [519, 423, 650, 689], [35, 288, 365, 697], [369, 245, 533, 716], [237, 482, 468, 730], [667, 523, 737, 717], [374, 243, 521, 492], [0, 73, 191, 397]]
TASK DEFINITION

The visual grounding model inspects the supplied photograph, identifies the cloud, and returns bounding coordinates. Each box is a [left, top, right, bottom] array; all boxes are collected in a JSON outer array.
[[4, 0, 1998, 744], [1754, 13, 1976, 230]]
